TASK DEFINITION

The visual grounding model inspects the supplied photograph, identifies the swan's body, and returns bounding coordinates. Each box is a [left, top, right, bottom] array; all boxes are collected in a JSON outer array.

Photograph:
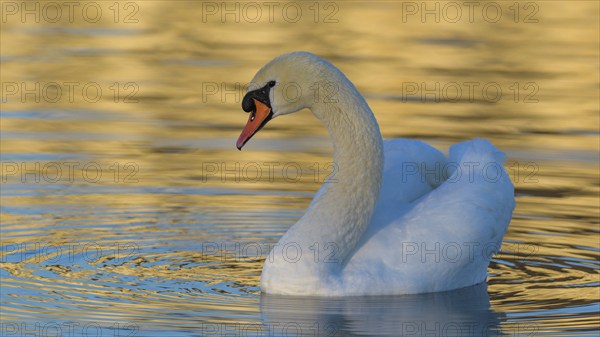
[[237, 52, 515, 296]]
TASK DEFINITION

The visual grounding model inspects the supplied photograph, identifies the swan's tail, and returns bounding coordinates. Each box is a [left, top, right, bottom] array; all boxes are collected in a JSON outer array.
[[449, 138, 506, 165], [443, 138, 515, 245]]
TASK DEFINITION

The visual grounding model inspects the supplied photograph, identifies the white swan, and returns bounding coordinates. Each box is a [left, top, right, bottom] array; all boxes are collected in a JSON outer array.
[[236, 52, 515, 296]]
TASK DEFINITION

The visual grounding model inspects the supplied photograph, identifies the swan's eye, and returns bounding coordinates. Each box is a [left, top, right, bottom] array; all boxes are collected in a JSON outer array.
[[250, 111, 256, 121], [268, 80, 276, 88]]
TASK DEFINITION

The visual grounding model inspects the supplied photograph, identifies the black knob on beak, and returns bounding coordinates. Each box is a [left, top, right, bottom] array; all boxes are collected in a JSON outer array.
[[242, 92, 255, 112], [241, 82, 272, 113]]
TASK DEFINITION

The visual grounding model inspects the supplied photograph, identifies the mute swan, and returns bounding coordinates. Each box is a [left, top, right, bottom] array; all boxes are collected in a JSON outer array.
[[236, 52, 515, 296]]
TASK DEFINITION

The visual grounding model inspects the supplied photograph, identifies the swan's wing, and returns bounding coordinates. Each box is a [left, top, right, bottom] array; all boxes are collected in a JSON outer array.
[[345, 139, 515, 294], [406, 138, 515, 257], [379, 139, 449, 206], [361, 138, 452, 248], [316, 139, 447, 211]]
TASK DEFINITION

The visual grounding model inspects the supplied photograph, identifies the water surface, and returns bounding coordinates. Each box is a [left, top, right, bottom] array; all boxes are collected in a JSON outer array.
[[1, 1, 598, 336]]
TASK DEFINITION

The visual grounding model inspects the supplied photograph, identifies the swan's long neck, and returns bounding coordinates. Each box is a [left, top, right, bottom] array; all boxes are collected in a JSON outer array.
[[306, 90, 384, 260], [264, 69, 384, 289]]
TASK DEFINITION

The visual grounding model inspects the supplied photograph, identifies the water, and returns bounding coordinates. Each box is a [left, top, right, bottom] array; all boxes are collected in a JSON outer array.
[[1, 1, 598, 336]]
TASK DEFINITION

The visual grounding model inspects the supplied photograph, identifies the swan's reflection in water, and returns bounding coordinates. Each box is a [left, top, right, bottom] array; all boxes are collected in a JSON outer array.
[[260, 283, 503, 336]]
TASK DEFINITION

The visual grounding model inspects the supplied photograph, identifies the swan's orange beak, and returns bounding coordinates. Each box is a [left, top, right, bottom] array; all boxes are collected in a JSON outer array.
[[236, 98, 272, 150]]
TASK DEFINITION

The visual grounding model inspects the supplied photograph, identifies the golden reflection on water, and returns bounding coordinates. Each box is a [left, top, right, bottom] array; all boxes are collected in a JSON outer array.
[[1, 1, 598, 336]]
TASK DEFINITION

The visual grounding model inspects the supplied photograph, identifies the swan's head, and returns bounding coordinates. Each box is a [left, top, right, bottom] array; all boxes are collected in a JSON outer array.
[[236, 51, 334, 149]]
